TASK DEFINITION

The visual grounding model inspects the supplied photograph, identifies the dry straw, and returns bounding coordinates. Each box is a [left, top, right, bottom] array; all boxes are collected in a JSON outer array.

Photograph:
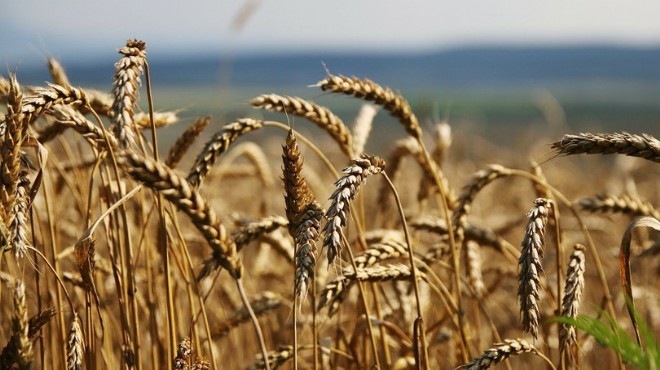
[[559, 244, 586, 355], [551, 132, 660, 163], [518, 198, 553, 339], [322, 154, 385, 266], [112, 39, 147, 148], [251, 94, 353, 157]]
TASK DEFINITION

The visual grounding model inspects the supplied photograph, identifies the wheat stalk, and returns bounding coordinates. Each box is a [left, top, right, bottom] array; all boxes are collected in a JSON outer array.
[[112, 39, 147, 148], [251, 94, 353, 156], [458, 339, 538, 370], [187, 118, 264, 188], [559, 244, 586, 355], [579, 194, 660, 219], [166, 116, 211, 167], [518, 198, 553, 339], [551, 132, 660, 163], [118, 151, 241, 279], [323, 154, 385, 266]]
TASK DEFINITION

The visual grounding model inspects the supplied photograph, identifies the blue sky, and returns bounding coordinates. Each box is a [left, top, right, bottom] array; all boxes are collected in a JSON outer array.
[[2, 0, 660, 64]]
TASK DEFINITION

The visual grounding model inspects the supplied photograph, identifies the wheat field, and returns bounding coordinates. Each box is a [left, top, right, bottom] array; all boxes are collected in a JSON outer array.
[[0, 39, 658, 370]]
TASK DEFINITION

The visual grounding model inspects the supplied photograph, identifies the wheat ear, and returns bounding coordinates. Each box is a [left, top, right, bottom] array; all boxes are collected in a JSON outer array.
[[351, 103, 378, 156], [452, 165, 512, 246], [118, 151, 241, 278], [1, 75, 24, 225], [318, 264, 421, 315], [281, 129, 322, 301], [579, 194, 660, 219], [47, 57, 71, 87], [551, 132, 660, 163], [187, 118, 264, 188], [232, 216, 288, 250], [112, 39, 147, 148], [458, 339, 538, 370], [518, 198, 553, 339], [559, 244, 586, 355], [66, 313, 84, 370], [165, 116, 211, 167], [316, 74, 422, 140], [251, 94, 353, 157], [12, 280, 32, 369], [214, 292, 282, 338], [9, 171, 30, 258], [246, 345, 294, 370], [323, 154, 385, 266]]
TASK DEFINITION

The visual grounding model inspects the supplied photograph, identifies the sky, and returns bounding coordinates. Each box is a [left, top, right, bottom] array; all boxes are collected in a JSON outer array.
[[2, 0, 660, 63]]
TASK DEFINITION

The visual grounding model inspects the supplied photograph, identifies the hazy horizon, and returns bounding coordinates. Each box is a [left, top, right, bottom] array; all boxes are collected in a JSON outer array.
[[3, 0, 660, 64]]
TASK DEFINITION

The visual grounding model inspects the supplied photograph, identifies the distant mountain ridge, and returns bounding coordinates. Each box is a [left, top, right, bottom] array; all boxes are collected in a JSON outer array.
[[14, 45, 660, 89]]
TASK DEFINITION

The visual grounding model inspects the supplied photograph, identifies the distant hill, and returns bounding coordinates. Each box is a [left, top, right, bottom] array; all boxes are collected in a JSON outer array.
[[14, 45, 660, 90]]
